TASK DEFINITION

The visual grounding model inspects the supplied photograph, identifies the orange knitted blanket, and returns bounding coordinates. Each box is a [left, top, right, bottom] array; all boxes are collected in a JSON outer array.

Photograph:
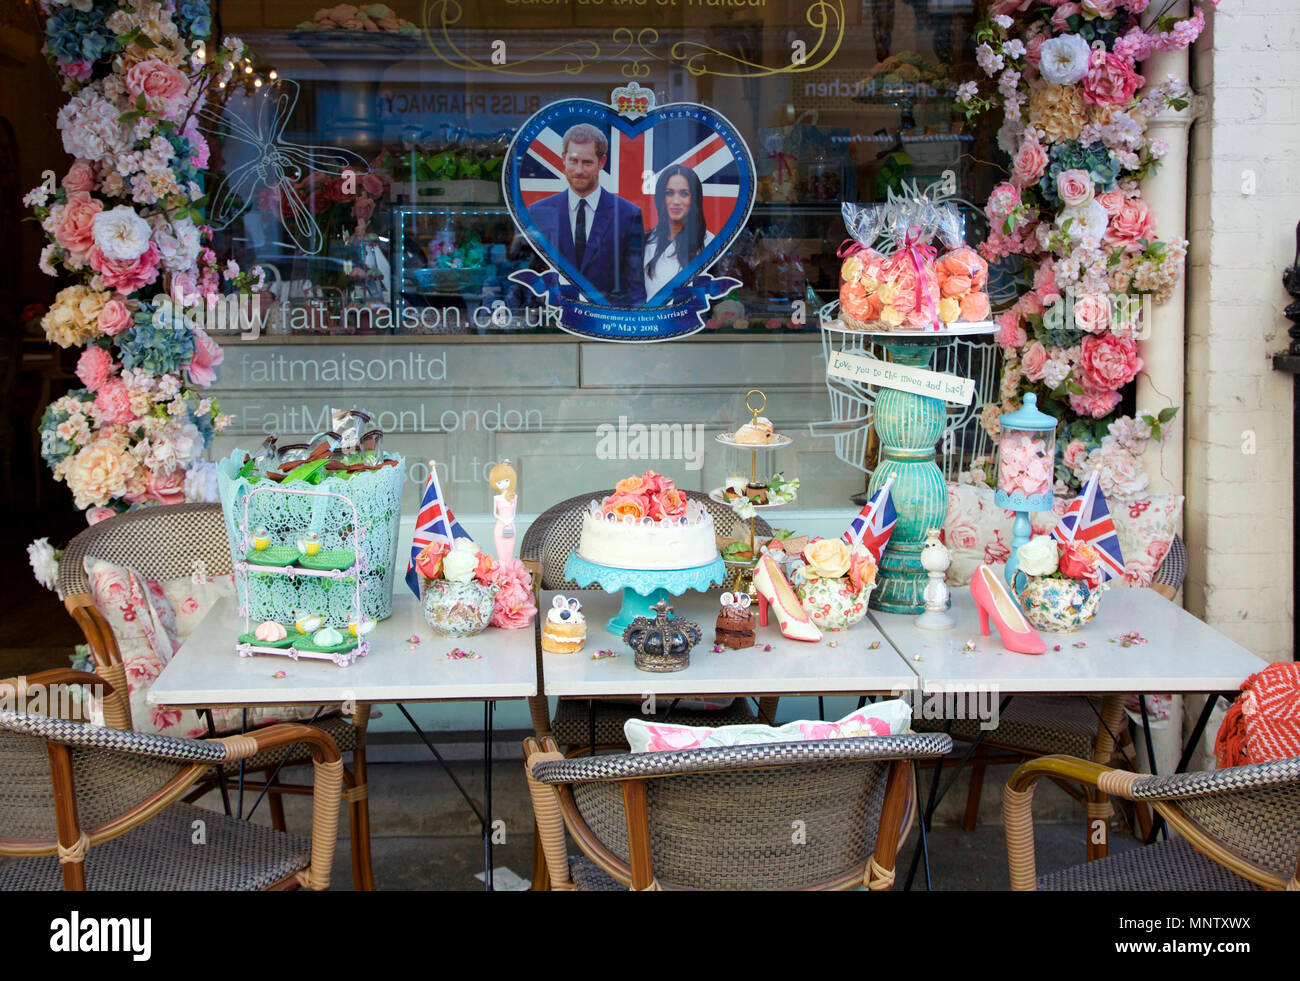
[[1214, 662, 1300, 768]]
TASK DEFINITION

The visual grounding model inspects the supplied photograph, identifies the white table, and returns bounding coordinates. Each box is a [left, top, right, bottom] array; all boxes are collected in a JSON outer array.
[[149, 593, 538, 707], [149, 590, 539, 890], [539, 590, 918, 698], [869, 588, 1266, 695]]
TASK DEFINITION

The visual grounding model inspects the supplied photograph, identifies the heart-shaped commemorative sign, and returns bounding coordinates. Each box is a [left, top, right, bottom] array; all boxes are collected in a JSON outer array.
[[503, 95, 755, 340]]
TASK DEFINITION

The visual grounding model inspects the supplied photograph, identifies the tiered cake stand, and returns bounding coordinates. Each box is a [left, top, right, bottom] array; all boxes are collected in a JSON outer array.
[[817, 311, 995, 614], [712, 389, 795, 596], [563, 552, 725, 637]]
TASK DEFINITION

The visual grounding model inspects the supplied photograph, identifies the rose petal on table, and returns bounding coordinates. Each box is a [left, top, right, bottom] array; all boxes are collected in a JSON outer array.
[[273, 670, 286, 679], [868, 641, 881, 650]]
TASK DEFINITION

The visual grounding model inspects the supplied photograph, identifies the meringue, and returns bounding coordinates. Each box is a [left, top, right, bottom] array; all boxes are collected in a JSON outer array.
[[312, 626, 344, 647], [254, 621, 288, 642]]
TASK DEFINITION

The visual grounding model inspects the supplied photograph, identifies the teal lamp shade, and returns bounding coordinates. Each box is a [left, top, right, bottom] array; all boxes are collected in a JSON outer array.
[[994, 393, 1057, 513], [995, 393, 1057, 591]]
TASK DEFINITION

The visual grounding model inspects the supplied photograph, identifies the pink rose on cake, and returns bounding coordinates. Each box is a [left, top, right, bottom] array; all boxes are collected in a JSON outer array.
[[654, 487, 688, 519], [614, 475, 646, 496], [603, 494, 647, 521]]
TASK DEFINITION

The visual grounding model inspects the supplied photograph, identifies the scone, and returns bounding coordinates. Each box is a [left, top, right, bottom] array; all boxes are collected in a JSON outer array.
[[735, 416, 774, 444], [542, 595, 587, 654], [714, 592, 756, 649]]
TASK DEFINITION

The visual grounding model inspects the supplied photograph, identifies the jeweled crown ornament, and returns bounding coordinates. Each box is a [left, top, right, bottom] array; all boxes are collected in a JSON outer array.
[[623, 600, 701, 673]]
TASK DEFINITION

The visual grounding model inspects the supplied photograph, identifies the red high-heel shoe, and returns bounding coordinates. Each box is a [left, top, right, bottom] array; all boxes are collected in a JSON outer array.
[[969, 564, 1046, 655], [752, 554, 822, 642]]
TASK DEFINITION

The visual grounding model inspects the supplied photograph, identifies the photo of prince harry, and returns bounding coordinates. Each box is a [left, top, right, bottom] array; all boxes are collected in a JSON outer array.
[[526, 123, 647, 306]]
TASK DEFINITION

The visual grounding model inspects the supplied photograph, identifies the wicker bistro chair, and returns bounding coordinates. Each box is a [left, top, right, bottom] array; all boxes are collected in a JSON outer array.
[[520, 489, 778, 752], [1004, 754, 1300, 891], [0, 669, 343, 891], [525, 731, 953, 890], [57, 502, 375, 890], [912, 535, 1189, 852]]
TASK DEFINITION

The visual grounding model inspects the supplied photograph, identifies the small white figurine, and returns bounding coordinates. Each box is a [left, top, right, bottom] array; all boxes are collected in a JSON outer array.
[[915, 528, 954, 631]]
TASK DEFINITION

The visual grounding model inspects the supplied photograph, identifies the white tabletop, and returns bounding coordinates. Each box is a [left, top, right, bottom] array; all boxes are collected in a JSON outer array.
[[148, 593, 539, 707], [540, 590, 918, 697], [869, 587, 1266, 694]]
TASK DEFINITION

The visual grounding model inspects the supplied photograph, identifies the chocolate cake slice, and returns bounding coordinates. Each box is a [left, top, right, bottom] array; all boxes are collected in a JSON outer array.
[[715, 607, 756, 649]]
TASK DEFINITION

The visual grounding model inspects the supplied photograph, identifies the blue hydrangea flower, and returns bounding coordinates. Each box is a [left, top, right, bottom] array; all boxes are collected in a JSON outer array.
[[116, 306, 198, 377], [1038, 141, 1119, 209], [45, 4, 120, 66]]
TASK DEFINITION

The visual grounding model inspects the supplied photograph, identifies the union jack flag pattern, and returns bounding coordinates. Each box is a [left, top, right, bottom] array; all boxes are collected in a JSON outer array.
[[405, 465, 472, 598], [843, 474, 897, 562], [519, 119, 741, 237], [1051, 470, 1125, 583]]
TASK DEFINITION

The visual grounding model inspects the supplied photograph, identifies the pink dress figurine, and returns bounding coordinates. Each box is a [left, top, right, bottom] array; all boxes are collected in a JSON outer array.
[[489, 460, 518, 563]]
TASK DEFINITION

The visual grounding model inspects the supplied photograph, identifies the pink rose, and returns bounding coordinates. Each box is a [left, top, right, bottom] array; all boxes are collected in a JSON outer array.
[[54, 192, 102, 258], [1062, 438, 1090, 473], [1083, 0, 1118, 15], [1013, 290, 1045, 318], [93, 379, 135, 425], [1069, 387, 1123, 418], [1103, 197, 1156, 250], [655, 486, 688, 518], [1021, 340, 1049, 382], [1083, 51, 1144, 106], [1050, 2, 1082, 31], [1025, 35, 1045, 73], [125, 469, 186, 506], [63, 160, 96, 194], [90, 241, 160, 293], [1055, 168, 1094, 208], [1079, 333, 1143, 391], [353, 195, 376, 223], [1072, 293, 1112, 334], [1011, 140, 1048, 189], [98, 298, 133, 337], [76, 345, 116, 392], [124, 59, 190, 119], [184, 328, 225, 388], [1096, 190, 1125, 217], [85, 505, 116, 525], [361, 173, 385, 197]]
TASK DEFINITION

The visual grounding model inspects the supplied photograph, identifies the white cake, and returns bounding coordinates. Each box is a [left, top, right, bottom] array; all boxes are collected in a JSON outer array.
[[577, 500, 718, 570]]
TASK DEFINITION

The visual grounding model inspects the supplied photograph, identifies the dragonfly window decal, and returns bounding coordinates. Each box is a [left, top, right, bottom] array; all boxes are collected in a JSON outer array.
[[199, 76, 371, 255]]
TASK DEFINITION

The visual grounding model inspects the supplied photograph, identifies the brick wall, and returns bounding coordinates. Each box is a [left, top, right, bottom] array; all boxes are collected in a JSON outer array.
[[1185, 2, 1298, 662]]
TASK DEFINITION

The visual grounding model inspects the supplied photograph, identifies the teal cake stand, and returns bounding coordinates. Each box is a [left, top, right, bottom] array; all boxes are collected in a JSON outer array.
[[563, 552, 726, 637], [861, 323, 996, 614]]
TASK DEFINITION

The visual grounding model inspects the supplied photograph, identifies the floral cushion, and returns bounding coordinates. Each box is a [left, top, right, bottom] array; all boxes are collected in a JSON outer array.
[[85, 557, 321, 737], [624, 700, 913, 753], [940, 482, 1183, 590]]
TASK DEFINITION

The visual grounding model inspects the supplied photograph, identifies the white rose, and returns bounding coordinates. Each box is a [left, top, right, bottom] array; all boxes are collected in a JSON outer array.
[[149, 215, 201, 273], [1038, 34, 1092, 86], [28, 538, 60, 593], [1017, 535, 1059, 577], [441, 537, 481, 583], [1056, 199, 1110, 249], [92, 205, 152, 261]]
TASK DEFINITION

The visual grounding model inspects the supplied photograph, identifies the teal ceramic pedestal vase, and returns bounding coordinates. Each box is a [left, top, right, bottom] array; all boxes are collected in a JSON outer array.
[[868, 338, 950, 614]]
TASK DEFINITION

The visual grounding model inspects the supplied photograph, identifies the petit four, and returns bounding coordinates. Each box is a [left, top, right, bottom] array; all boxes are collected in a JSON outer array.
[[312, 626, 345, 648], [294, 613, 324, 634], [715, 592, 756, 649], [722, 474, 748, 500], [254, 621, 288, 643], [541, 595, 587, 654], [734, 416, 775, 445]]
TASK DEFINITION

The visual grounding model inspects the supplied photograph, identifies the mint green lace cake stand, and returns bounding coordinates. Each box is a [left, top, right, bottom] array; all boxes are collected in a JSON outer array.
[[563, 552, 726, 637]]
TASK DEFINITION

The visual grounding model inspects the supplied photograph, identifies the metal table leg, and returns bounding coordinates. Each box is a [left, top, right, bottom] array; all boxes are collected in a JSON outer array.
[[484, 699, 494, 892]]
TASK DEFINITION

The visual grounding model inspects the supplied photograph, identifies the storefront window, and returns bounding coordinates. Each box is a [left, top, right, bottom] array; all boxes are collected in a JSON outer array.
[[208, 0, 999, 516]]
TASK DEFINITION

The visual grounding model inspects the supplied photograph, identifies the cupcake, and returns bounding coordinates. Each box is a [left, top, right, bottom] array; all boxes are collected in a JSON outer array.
[[541, 595, 586, 654], [715, 591, 755, 649], [735, 416, 774, 444]]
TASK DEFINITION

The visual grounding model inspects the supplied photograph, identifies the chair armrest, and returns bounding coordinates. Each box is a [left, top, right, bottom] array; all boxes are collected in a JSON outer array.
[[1003, 756, 1138, 890], [524, 737, 577, 890], [216, 723, 344, 890]]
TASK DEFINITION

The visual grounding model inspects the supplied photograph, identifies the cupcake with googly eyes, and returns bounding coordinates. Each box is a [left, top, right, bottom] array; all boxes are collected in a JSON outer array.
[[541, 595, 587, 654]]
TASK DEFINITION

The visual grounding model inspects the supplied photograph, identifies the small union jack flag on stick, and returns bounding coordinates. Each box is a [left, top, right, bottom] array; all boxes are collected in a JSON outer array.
[[405, 460, 472, 598], [843, 474, 898, 563], [1051, 470, 1125, 583]]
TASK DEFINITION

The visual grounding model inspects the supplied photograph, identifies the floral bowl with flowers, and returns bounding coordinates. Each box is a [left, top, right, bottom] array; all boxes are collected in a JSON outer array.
[[416, 538, 500, 637], [790, 538, 878, 631], [1013, 534, 1104, 633]]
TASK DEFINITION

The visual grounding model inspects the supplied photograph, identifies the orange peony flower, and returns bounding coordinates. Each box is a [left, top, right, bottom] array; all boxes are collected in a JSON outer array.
[[614, 475, 645, 496], [604, 494, 647, 520], [473, 550, 496, 584], [416, 541, 449, 580]]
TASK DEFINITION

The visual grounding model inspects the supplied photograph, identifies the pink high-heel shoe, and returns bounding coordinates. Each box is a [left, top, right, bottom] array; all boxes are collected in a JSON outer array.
[[970, 564, 1046, 655], [752, 554, 822, 643]]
